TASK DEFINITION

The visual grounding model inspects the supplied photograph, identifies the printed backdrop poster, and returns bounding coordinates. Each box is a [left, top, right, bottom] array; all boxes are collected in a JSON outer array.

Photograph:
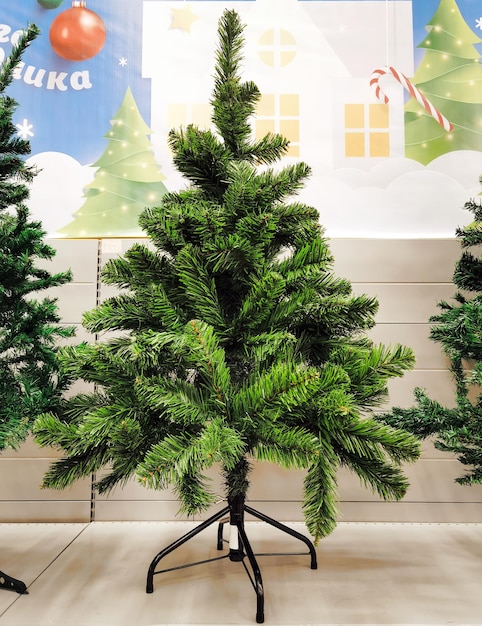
[[1, 0, 481, 238]]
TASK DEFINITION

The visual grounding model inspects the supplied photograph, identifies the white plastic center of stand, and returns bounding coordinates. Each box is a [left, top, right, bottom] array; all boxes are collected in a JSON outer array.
[[229, 524, 239, 550]]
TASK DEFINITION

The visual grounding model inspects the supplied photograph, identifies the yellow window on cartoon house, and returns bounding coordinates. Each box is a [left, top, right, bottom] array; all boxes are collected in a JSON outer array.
[[167, 96, 300, 158], [256, 93, 300, 157], [258, 29, 297, 68], [167, 103, 211, 132], [344, 103, 390, 158]]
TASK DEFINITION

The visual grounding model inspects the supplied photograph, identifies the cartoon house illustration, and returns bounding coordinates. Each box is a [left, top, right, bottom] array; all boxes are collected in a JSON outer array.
[[142, 0, 414, 178], [319, 0, 415, 170]]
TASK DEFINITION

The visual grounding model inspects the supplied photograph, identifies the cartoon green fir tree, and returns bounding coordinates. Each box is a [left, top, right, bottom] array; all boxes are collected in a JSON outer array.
[[0, 25, 73, 452], [381, 180, 482, 484], [35, 10, 420, 544], [57, 87, 168, 237], [405, 0, 482, 165]]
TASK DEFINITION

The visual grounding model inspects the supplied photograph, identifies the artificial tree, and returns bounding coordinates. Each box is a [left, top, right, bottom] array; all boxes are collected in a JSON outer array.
[[381, 186, 482, 485], [34, 10, 420, 622], [0, 24, 73, 593]]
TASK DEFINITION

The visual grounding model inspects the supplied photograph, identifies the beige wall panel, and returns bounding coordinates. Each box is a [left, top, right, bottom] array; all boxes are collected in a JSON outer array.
[[245, 502, 467, 526], [0, 459, 91, 501], [1, 437, 61, 460], [383, 368, 456, 409], [43, 283, 97, 324], [200, 460, 482, 506], [64, 379, 95, 398], [94, 464, 299, 505], [99, 238, 149, 265], [94, 500, 191, 522], [97, 500, 305, 525], [375, 375, 470, 418], [95, 500, 482, 526], [338, 502, 482, 523], [95, 465, 229, 505], [59, 325, 94, 346], [98, 238, 461, 284], [406, 460, 482, 502], [0, 501, 90, 523], [99, 239, 460, 283], [235, 501, 305, 522], [353, 283, 455, 324], [241, 500, 482, 524], [247, 463, 304, 501], [369, 323, 449, 370], [337, 462, 482, 503], [420, 436, 458, 460], [330, 238, 459, 283], [43, 238, 99, 283], [98, 239, 156, 300], [95, 479, 179, 502], [91, 454, 482, 519], [99, 283, 121, 302]]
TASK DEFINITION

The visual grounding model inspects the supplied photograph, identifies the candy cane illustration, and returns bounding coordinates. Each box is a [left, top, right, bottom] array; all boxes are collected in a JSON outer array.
[[370, 66, 453, 132]]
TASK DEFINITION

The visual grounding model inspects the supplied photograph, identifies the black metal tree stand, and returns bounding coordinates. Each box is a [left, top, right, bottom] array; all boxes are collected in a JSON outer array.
[[0, 570, 27, 594], [146, 493, 317, 623]]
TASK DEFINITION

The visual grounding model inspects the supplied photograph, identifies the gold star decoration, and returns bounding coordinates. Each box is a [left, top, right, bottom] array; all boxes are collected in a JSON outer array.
[[170, 5, 198, 33]]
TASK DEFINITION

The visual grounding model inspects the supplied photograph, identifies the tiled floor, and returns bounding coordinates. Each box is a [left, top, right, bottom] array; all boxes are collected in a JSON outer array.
[[0, 519, 481, 625]]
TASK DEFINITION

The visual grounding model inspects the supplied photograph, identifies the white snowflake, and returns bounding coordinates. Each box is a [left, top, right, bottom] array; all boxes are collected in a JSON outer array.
[[476, 17, 482, 30], [119, 57, 128, 67], [16, 119, 33, 140]]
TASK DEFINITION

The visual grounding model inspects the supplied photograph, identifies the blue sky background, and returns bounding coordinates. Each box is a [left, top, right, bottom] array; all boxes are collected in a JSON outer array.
[[4, 0, 148, 164], [2, 0, 480, 164], [412, 0, 482, 66]]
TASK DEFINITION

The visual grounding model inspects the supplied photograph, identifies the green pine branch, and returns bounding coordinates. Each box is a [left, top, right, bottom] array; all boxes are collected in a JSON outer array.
[[380, 193, 482, 485]]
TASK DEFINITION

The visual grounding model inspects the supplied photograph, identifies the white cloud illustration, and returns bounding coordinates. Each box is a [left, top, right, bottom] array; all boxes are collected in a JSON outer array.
[[300, 151, 482, 238], [27, 152, 93, 237], [26, 150, 482, 239]]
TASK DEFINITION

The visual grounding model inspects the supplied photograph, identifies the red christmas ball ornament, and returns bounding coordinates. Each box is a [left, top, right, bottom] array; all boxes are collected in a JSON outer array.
[[49, 1, 106, 61]]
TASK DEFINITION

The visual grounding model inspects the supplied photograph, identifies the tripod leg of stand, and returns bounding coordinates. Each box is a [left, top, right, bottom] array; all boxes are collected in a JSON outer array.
[[0, 571, 27, 594], [236, 521, 264, 624], [146, 505, 230, 593], [245, 504, 317, 569], [217, 518, 226, 550]]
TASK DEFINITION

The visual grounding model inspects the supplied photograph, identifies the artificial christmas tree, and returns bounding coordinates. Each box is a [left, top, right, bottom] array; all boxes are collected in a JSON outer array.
[[34, 10, 420, 622], [0, 24, 73, 593], [381, 183, 482, 485]]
